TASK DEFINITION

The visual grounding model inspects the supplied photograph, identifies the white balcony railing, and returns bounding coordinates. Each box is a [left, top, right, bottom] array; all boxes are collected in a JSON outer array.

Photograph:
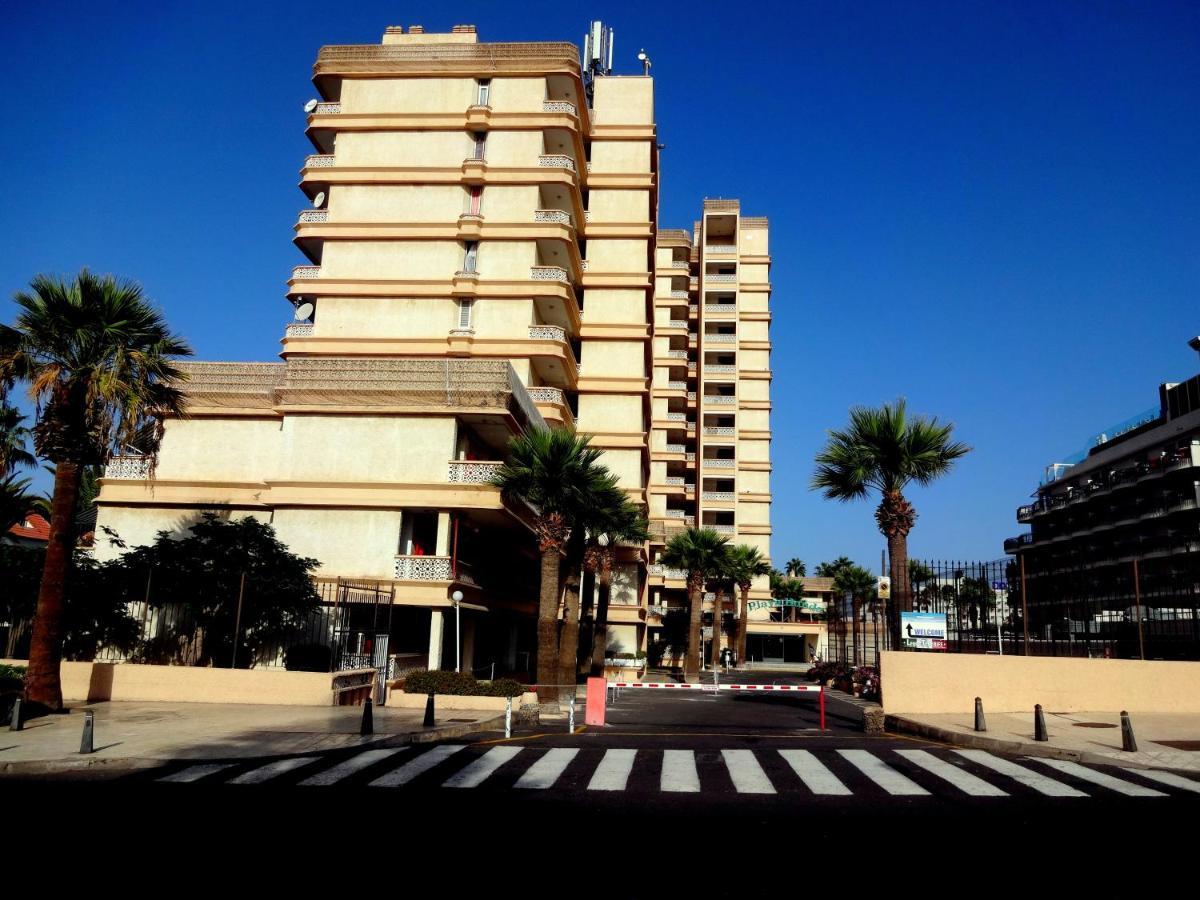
[[664, 443, 686, 454], [665, 476, 685, 486], [705, 395, 736, 405], [534, 209, 572, 226], [666, 412, 687, 422], [706, 364, 736, 374], [706, 273, 737, 283], [669, 291, 690, 299], [703, 458, 736, 468], [662, 320, 688, 329], [447, 460, 503, 485], [702, 492, 735, 501], [529, 324, 567, 342], [298, 209, 328, 223], [687, 392, 697, 401], [667, 350, 689, 359], [669, 261, 689, 269], [705, 245, 737, 255], [685, 452, 696, 461], [538, 154, 577, 172], [104, 456, 150, 479], [394, 555, 453, 581], [531, 266, 569, 282], [648, 564, 689, 580], [706, 333, 736, 343], [666, 509, 687, 519], [314, 102, 341, 115], [285, 323, 314, 338], [543, 100, 578, 116], [704, 426, 735, 436], [710, 524, 736, 534], [705, 304, 737, 315], [666, 381, 687, 391], [305, 154, 335, 168], [527, 386, 565, 405], [292, 266, 321, 279]]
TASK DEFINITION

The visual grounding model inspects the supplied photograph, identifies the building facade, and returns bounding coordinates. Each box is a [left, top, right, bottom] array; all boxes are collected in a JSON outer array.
[[94, 23, 774, 674], [1005, 348, 1200, 659]]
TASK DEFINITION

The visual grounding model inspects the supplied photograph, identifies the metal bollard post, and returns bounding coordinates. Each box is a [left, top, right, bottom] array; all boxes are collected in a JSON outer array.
[[1033, 703, 1048, 742], [505, 696, 512, 739], [8, 697, 23, 732], [360, 695, 374, 736], [1120, 710, 1137, 752], [80, 710, 95, 754], [568, 696, 576, 733], [974, 697, 987, 733], [423, 692, 436, 727]]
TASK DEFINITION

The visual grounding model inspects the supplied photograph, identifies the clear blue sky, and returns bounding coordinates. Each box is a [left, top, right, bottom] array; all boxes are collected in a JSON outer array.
[[4, 1, 1198, 574]]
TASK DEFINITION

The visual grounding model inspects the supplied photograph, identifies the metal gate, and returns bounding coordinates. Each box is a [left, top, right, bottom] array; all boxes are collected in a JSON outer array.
[[330, 579, 394, 684]]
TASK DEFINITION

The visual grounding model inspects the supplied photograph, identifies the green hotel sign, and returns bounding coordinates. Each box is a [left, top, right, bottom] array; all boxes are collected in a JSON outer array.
[[748, 598, 826, 613]]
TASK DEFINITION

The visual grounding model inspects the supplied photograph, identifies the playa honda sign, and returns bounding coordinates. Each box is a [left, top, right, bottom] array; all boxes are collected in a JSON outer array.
[[748, 598, 826, 613]]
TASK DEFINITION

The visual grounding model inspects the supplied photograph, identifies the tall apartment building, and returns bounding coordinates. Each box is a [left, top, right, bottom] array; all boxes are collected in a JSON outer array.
[[1004, 342, 1200, 660], [94, 23, 775, 673]]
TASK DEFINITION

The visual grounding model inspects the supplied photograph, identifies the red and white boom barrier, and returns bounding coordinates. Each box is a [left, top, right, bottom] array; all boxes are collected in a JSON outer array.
[[587, 678, 826, 731]]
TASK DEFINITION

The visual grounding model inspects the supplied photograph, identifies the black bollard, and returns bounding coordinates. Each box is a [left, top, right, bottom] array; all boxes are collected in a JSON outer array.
[[974, 697, 987, 733], [1033, 703, 1048, 742], [1120, 710, 1137, 752], [422, 692, 435, 727], [360, 695, 374, 736], [80, 710, 95, 754], [8, 697, 23, 732]]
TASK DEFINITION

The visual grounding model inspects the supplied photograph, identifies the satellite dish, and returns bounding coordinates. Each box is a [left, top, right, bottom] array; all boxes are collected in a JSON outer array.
[[303, 99, 319, 113], [294, 302, 315, 321], [312, 191, 326, 208]]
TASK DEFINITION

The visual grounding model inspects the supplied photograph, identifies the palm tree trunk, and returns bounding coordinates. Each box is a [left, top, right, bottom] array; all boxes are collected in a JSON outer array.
[[536, 547, 561, 703], [25, 460, 80, 710], [684, 575, 702, 682], [711, 589, 724, 672], [736, 583, 750, 669], [557, 572, 581, 700], [578, 567, 596, 676], [589, 554, 613, 676], [886, 532, 909, 650]]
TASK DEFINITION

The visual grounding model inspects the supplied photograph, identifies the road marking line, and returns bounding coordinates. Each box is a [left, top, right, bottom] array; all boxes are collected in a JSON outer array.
[[442, 746, 522, 788], [514, 748, 579, 789], [298, 749, 406, 786], [721, 749, 776, 794], [838, 750, 930, 796], [895, 750, 1007, 797], [1030, 759, 1167, 797], [588, 750, 637, 791], [159, 764, 236, 783], [953, 750, 1087, 797], [1121, 768, 1200, 795], [661, 750, 701, 793], [229, 757, 318, 785], [369, 744, 465, 787], [777, 749, 852, 795]]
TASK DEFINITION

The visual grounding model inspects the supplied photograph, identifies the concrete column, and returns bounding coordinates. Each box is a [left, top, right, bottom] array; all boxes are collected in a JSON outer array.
[[435, 511, 452, 556], [428, 609, 444, 671]]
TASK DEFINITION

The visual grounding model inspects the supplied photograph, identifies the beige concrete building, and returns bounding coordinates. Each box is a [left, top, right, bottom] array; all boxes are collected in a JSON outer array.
[[94, 23, 774, 675]]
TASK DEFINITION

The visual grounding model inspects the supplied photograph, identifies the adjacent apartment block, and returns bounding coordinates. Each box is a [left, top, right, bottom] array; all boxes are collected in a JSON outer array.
[[1005, 340, 1200, 660], [94, 23, 774, 674]]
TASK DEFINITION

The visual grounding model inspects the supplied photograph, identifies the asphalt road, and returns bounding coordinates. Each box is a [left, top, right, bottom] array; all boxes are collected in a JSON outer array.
[[7, 678, 1197, 890]]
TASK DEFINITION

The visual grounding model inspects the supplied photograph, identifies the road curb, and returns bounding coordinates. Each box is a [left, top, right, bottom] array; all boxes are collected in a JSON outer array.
[[0, 711, 507, 780]]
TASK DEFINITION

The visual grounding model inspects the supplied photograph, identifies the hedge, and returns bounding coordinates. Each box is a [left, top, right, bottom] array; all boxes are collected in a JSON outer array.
[[401, 670, 525, 698]]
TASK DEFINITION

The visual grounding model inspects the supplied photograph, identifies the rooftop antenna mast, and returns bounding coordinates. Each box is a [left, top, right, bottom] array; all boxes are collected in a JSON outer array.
[[582, 21, 614, 103]]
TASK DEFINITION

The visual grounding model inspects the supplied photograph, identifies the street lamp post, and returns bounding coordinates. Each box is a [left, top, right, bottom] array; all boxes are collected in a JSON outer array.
[[451, 590, 464, 674]]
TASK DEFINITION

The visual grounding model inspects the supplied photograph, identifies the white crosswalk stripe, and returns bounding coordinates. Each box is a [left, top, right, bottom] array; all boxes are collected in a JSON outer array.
[[1030, 759, 1167, 797], [298, 749, 407, 786], [661, 750, 701, 792], [369, 744, 466, 787], [895, 750, 1008, 797], [722, 749, 776, 794], [443, 746, 522, 788], [954, 750, 1087, 797], [515, 748, 579, 789], [588, 749, 637, 791], [160, 763, 236, 783], [839, 749, 930, 796], [1120, 767, 1200, 795], [229, 757, 318, 785], [777, 749, 852, 795]]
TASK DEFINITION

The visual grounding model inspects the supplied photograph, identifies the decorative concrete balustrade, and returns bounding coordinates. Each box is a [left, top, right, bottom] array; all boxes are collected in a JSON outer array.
[[298, 210, 328, 223], [706, 333, 736, 343], [542, 100, 577, 115], [528, 324, 567, 342], [534, 209, 571, 225], [305, 154, 335, 168], [704, 426, 735, 436], [526, 386, 565, 405], [661, 320, 688, 329], [313, 102, 341, 115], [285, 323, 314, 338], [706, 273, 736, 283], [531, 266, 569, 282], [703, 458, 736, 468], [292, 266, 321, 279], [447, 460, 503, 484], [648, 564, 689, 580], [394, 556, 454, 581], [104, 457, 151, 479], [537, 154, 576, 172], [705, 395, 736, 405], [702, 492, 735, 501], [705, 364, 736, 374]]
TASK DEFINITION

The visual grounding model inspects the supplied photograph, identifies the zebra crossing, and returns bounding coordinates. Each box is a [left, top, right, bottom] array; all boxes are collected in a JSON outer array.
[[155, 744, 1200, 800]]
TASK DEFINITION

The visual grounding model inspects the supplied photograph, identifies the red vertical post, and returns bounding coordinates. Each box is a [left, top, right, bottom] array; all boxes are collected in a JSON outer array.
[[819, 686, 826, 732], [585, 676, 607, 726]]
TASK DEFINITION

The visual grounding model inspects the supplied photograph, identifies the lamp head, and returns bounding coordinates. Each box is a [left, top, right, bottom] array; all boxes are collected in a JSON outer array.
[[451, 590, 464, 603]]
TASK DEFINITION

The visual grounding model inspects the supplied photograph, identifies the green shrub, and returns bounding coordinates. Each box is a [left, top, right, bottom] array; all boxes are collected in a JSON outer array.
[[284, 643, 333, 672], [0, 664, 26, 683], [401, 670, 524, 698]]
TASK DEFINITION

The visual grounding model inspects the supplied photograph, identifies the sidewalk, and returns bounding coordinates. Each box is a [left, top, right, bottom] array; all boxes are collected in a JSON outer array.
[[0, 700, 504, 776], [890, 709, 1200, 773]]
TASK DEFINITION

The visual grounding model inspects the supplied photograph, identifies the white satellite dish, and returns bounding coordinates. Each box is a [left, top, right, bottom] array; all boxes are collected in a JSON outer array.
[[303, 99, 319, 113], [312, 191, 326, 209], [294, 302, 315, 321]]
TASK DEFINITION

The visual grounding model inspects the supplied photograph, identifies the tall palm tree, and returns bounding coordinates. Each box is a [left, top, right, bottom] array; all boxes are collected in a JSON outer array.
[[728, 544, 772, 669], [811, 399, 970, 649], [660, 527, 731, 681], [834, 563, 879, 665], [0, 270, 191, 708], [1, 474, 34, 534], [490, 427, 616, 700], [584, 496, 649, 676], [784, 557, 806, 578], [0, 405, 36, 477]]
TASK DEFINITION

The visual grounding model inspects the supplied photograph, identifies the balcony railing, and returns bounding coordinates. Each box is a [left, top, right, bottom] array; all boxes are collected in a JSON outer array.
[[709, 524, 736, 534], [666, 509, 687, 519], [706, 333, 736, 343], [542, 99, 577, 115], [706, 273, 736, 283], [703, 492, 735, 501], [665, 476, 685, 486], [704, 304, 737, 314], [313, 102, 341, 115], [662, 320, 688, 329], [1017, 504, 1035, 523], [529, 324, 567, 342], [687, 392, 697, 401], [527, 386, 565, 405], [394, 555, 453, 581], [705, 245, 737, 255], [669, 291, 690, 299], [704, 395, 736, 405], [104, 456, 150, 479], [664, 443, 686, 454], [292, 266, 321, 279], [447, 460, 503, 485], [703, 458, 736, 468], [531, 266, 569, 282], [648, 564, 688, 579], [667, 350, 689, 359], [534, 209, 572, 225], [686, 452, 696, 461], [538, 154, 577, 172], [304, 154, 335, 168], [666, 412, 687, 422], [705, 364, 736, 374], [669, 260, 689, 269], [298, 210, 328, 223], [704, 426, 735, 436], [285, 323, 314, 338], [666, 381, 687, 391]]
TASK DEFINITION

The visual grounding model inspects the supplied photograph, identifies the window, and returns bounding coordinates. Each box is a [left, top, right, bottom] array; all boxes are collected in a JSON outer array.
[[462, 241, 479, 274], [471, 131, 487, 160], [456, 299, 474, 330], [467, 185, 483, 216], [476, 79, 491, 106]]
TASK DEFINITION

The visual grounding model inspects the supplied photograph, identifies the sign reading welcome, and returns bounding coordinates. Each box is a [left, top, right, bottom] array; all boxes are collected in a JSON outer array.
[[901, 612, 948, 651]]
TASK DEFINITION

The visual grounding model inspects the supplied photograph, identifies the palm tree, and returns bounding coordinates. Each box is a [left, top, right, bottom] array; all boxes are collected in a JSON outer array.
[[490, 427, 617, 700], [1, 474, 34, 534], [784, 557, 806, 578], [728, 544, 771, 669], [0, 405, 36, 477], [0, 270, 191, 709], [815, 556, 854, 579], [811, 399, 970, 649], [583, 496, 649, 676], [833, 563, 879, 664], [660, 527, 731, 681]]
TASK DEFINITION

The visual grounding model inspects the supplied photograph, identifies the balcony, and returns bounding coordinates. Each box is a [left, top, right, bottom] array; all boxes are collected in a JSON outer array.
[[667, 350, 689, 360], [666, 412, 687, 422], [529, 324, 568, 343], [704, 395, 736, 405], [648, 564, 688, 580], [702, 492, 735, 501], [703, 458, 736, 469], [394, 555, 453, 581], [705, 364, 736, 374], [285, 323, 314, 338], [704, 426, 735, 436], [313, 101, 341, 115], [538, 154, 577, 173], [304, 154, 335, 168], [298, 210, 328, 224], [534, 209, 572, 226], [709, 524, 736, 534], [104, 456, 151, 479], [669, 261, 689, 270], [527, 386, 565, 406], [1017, 504, 1035, 523], [543, 100, 578, 116], [669, 291, 690, 299], [666, 381, 688, 391], [706, 274, 736, 284], [292, 266, 321, 279], [664, 476, 686, 486], [447, 460, 504, 485], [531, 266, 570, 283], [1002, 534, 1034, 554], [705, 245, 737, 255], [706, 333, 736, 343], [686, 452, 696, 461], [704, 304, 737, 317], [661, 320, 688, 330], [664, 443, 686, 454]]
